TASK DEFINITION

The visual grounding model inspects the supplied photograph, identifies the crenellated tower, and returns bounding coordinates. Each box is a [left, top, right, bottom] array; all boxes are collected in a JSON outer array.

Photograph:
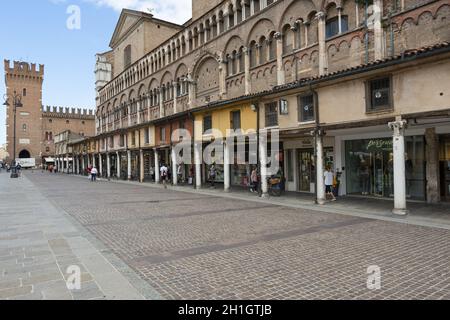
[[4, 60, 44, 164]]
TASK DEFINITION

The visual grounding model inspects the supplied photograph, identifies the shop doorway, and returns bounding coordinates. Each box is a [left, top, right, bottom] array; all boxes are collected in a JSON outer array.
[[439, 135, 450, 201], [298, 150, 315, 192]]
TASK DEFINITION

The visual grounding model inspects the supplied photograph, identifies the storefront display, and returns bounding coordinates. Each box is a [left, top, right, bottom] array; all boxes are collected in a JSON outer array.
[[345, 136, 425, 200]]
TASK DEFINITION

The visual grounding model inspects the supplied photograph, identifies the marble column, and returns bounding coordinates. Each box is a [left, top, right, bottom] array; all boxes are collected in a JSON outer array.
[[315, 130, 326, 205], [388, 117, 408, 215]]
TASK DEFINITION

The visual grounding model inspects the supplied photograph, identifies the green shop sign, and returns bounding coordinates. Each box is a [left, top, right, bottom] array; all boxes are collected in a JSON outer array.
[[366, 139, 393, 151]]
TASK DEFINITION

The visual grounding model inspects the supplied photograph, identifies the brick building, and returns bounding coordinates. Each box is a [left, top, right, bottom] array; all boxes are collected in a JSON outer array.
[[70, 0, 450, 213], [3, 60, 95, 167]]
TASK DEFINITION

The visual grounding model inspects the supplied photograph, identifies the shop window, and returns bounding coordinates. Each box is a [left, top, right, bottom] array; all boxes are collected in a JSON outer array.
[[203, 115, 212, 133], [231, 110, 241, 131], [366, 76, 392, 112], [265, 102, 278, 127], [131, 131, 136, 146], [298, 94, 315, 122], [144, 128, 150, 144], [326, 16, 348, 39], [287, 149, 294, 182], [160, 127, 166, 143]]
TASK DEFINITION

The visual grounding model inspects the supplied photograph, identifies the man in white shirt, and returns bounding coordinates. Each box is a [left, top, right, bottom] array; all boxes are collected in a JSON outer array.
[[90, 167, 98, 182], [324, 167, 336, 201]]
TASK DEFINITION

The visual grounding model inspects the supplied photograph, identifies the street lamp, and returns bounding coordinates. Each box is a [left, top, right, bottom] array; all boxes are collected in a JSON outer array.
[[3, 92, 23, 179]]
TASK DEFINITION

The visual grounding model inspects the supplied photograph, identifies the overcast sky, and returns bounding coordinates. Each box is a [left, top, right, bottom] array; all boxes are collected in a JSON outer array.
[[0, 0, 191, 145]]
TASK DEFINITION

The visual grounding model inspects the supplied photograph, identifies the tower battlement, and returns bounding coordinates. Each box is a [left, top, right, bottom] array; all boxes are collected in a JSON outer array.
[[4, 59, 44, 79], [42, 105, 95, 119]]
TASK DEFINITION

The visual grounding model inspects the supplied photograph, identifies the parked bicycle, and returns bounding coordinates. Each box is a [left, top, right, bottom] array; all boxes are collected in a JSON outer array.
[[268, 177, 283, 197]]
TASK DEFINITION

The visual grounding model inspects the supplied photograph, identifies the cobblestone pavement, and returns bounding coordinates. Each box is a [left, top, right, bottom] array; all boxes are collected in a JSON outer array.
[[20, 172, 450, 300]]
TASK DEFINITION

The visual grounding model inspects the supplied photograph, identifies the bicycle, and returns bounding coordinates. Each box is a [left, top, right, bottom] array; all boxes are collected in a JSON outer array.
[[268, 177, 283, 197]]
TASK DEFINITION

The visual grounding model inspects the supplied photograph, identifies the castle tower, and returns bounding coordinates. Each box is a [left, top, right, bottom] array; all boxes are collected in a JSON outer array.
[[4, 60, 44, 165]]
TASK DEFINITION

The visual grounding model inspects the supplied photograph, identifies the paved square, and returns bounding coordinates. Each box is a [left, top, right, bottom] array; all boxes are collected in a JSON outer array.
[[3, 172, 450, 300]]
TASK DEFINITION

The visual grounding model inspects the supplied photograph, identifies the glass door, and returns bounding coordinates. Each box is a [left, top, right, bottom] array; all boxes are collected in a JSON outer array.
[[372, 151, 384, 197], [298, 150, 314, 192]]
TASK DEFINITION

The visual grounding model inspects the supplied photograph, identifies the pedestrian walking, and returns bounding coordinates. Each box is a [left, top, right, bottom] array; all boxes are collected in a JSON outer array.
[[324, 166, 336, 201], [90, 167, 98, 182], [177, 163, 183, 184], [209, 163, 216, 188], [250, 167, 258, 193], [160, 163, 168, 189]]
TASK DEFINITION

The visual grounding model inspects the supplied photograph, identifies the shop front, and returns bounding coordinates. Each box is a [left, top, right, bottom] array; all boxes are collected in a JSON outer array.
[[440, 135, 450, 201], [119, 152, 128, 180], [345, 136, 426, 200], [130, 150, 140, 181], [284, 137, 334, 193], [143, 149, 155, 182]]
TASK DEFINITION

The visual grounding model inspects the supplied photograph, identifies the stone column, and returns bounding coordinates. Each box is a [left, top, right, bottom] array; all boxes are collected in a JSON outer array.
[[259, 135, 269, 197], [373, 0, 385, 60], [224, 139, 231, 192], [250, 0, 255, 15], [171, 147, 178, 186], [137, 101, 141, 124], [106, 153, 111, 178], [316, 11, 327, 76], [194, 142, 202, 189], [316, 130, 326, 205], [303, 21, 309, 48], [154, 149, 160, 183], [425, 128, 441, 203], [388, 117, 408, 215], [159, 89, 164, 118], [116, 151, 120, 179], [218, 56, 227, 99], [274, 32, 285, 86], [241, 1, 246, 20], [140, 149, 144, 183], [81, 156, 85, 174], [127, 103, 131, 125], [244, 47, 251, 95], [127, 150, 132, 180], [72, 155, 75, 174], [99, 154, 103, 177], [173, 82, 178, 114], [188, 73, 195, 109]]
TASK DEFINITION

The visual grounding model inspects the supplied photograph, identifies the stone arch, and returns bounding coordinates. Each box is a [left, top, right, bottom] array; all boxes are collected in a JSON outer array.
[[160, 71, 173, 87], [224, 35, 245, 54], [246, 18, 276, 45], [175, 63, 188, 79], [194, 55, 220, 98], [19, 150, 31, 159], [278, 0, 317, 31]]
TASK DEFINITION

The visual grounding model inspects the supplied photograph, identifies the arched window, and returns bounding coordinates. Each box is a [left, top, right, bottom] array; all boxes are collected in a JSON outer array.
[[22, 124, 27, 132], [249, 41, 257, 68], [23, 88, 27, 97], [259, 37, 267, 64]]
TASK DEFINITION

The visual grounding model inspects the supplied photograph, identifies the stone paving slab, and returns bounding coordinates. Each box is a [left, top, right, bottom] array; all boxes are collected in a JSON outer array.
[[0, 172, 154, 300], [25, 172, 450, 300]]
